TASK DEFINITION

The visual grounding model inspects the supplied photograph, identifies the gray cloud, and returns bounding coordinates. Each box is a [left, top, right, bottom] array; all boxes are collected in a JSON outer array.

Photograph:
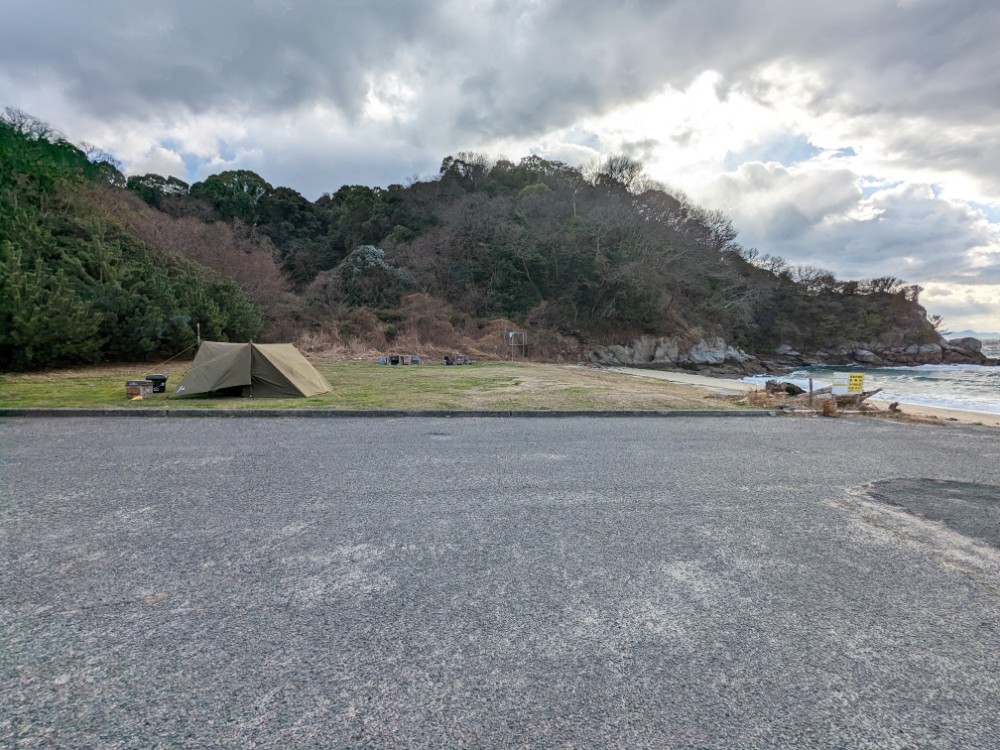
[[5, 0, 996, 149], [1, 1, 435, 121], [712, 162, 862, 242], [733, 180, 1000, 286]]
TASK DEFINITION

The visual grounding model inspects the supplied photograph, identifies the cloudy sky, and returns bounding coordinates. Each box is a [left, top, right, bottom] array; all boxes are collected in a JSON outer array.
[[3, 0, 999, 332]]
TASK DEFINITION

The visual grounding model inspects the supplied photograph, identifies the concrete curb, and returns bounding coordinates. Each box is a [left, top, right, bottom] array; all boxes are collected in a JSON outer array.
[[0, 408, 782, 419]]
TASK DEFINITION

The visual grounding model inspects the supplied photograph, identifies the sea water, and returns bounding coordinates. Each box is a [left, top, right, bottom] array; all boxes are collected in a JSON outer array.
[[743, 339, 1000, 415]]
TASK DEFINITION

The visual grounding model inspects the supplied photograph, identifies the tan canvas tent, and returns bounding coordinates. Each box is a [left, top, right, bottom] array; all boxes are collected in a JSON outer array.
[[172, 341, 331, 398]]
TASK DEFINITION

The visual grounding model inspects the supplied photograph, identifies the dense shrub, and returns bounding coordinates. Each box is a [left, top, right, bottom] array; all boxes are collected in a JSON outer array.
[[0, 115, 262, 370]]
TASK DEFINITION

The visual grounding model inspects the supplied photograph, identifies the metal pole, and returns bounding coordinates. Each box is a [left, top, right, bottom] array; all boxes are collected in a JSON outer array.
[[808, 377, 813, 407]]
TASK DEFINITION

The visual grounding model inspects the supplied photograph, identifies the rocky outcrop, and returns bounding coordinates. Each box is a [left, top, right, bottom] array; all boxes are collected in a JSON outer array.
[[941, 338, 994, 364], [586, 335, 763, 374], [773, 344, 800, 357], [803, 337, 995, 366], [585, 334, 995, 375], [948, 337, 982, 353]]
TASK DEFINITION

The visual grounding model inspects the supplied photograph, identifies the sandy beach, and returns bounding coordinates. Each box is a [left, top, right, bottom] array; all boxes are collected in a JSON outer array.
[[606, 367, 755, 394], [863, 400, 1000, 427], [608, 366, 1000, 427]]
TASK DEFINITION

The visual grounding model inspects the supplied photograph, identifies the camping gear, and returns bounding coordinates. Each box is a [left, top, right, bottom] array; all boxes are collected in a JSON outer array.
[[380, 353, 420, 365], [125, 380, 153, 398], [172, 341, 331, 398], [145, 374, 168, 393]]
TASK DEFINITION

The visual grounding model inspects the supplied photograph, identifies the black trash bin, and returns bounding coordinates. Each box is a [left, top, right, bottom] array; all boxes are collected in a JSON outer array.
[[146, 374, 168, 393]]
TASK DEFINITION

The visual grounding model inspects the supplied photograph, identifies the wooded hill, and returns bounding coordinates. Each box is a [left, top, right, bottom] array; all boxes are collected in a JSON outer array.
[[0, 109, 942, 371]]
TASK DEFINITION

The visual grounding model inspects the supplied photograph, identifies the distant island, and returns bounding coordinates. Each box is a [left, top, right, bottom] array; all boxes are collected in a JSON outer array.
[[950, 329, 1000, 339], [2, 108, 989, 372]]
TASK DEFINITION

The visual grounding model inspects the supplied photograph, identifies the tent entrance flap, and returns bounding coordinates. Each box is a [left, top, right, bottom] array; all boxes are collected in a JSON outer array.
[[172, 342, 331, 398]]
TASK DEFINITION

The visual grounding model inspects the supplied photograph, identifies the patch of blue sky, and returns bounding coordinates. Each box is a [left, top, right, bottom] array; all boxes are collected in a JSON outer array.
[[560, 127, 601, 149], [148, 137, 200, 183], [723, 135, 820, 171], [860, 179, 901, 198], [180, 153, 205, 184], [968, 201, 1000, 223], [178, 142, 240, 184]]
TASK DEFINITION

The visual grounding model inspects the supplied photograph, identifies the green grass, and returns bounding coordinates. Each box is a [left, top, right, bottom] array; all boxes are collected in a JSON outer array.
[[307, 362, 522, 409], [0, 360, 736, 411]]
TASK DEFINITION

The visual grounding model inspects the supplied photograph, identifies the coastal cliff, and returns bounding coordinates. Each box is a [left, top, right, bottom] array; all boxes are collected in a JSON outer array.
[[584, 335, 996, 375], [586, 335, 764, 375]]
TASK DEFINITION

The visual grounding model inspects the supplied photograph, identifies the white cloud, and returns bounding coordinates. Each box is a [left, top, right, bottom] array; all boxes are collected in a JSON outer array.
[[703, 162, 861, 241], [128, 146, 187, 180], [922, 283, 1000, 333]]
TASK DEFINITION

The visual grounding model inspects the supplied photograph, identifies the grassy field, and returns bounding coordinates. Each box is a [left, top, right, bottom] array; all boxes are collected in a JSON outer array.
[[0, 361, 738, 411]]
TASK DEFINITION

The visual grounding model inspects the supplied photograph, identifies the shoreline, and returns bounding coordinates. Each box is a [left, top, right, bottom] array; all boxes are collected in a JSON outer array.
[[605, 367, 755, 394], [608, 366, 1000, 427], [864, 400, 1000, 427]]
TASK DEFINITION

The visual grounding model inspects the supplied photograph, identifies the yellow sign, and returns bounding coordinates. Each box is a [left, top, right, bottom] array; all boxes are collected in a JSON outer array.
[[833, 371, 865, 395]]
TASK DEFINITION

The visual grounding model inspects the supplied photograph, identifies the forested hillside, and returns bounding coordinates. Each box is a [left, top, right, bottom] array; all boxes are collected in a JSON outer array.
[[1, 109, 942, 371], [0, 112, 262, 370]]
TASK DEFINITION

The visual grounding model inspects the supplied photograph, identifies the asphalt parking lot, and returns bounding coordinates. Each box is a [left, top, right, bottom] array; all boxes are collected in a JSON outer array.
[[2, 416, 999, 748]]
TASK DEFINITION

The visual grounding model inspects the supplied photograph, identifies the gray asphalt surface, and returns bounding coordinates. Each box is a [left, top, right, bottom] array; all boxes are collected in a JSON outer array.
[[868, 478, 1000, 549], [2, 416, 999, 749]]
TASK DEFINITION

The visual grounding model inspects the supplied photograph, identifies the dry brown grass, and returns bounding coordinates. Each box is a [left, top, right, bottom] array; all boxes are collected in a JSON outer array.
[[744, 389, 789, 409], [294, 333, 383, 363], [292, 295, 586, 367], [454, 364, 733, 410]]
